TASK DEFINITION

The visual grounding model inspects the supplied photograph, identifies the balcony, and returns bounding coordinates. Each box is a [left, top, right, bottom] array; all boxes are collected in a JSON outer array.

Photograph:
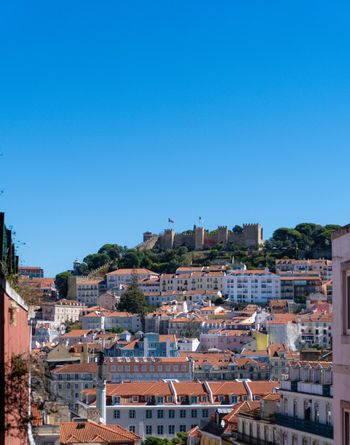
[[275, 414, 333, 439], [235, 433, 276, 445]]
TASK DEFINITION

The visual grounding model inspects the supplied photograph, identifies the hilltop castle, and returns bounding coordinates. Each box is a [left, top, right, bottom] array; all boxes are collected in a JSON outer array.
[[141, 224, 264, 251]]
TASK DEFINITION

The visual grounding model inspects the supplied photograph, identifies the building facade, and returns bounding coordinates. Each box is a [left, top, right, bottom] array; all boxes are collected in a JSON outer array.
[[42, 299, 86, 324], [332, 225, 350, 445], [224, 269, 281, 304]]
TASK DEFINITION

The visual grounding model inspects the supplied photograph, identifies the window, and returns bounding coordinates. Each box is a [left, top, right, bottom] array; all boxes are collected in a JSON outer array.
[[190, 396, 197, 404], [169, 409, 175, 418], [113, 410, 120, 419], [202, 409, 209, 418], [146, 410, 152, 419], [180, 410, 186, 418], [169, 425, 175, 435], [293, 400, 298, 418], [157, 396, 164, 404], [344, 404, 350, 445], [191, 409, 197, 418], [157, 425, 163, 435], [180, 425, 186, 432], [129, 426, 135, 433], [146, 425, 152, 435], [157, 410, 164, 419], [344, 271, 350, 334], [129, 410, 136, 419]]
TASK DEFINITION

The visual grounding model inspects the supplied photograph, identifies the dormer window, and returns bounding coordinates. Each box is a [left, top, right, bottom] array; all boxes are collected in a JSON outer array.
[[114, 396, 121, 404], [157, 396, 164, 404], [190, 396, 197, 404]]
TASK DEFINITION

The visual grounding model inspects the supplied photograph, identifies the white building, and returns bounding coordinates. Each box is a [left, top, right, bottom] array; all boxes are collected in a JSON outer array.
[[224, 269, 281, 304], [79, 380, 274, 438], [275, 259, 333, 282], [160, 272, 225, 293], [41, 299, 86, 324], [106, 268, 158, 290], [177, 338, 200, 352], [235, 360, 333, 445], [82, 310, 142, 333], [277, 361, 333, 445], [298, 312, 332, 349]]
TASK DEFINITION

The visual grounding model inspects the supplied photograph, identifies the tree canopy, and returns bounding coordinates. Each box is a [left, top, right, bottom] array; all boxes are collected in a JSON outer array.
[[55, 271, 72, 298], [118, 274, 149, 315]]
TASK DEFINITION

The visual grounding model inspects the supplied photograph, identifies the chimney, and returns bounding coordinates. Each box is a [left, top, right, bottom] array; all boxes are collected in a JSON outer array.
[[96, 351, 106, 424]]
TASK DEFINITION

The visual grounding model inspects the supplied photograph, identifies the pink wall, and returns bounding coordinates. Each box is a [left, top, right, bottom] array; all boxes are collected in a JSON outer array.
[[0, 281, 30, 445], [332, 228, 350, 445]]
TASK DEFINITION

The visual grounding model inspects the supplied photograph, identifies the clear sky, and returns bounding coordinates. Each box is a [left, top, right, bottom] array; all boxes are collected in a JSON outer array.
[[0, 1, 349, 277]]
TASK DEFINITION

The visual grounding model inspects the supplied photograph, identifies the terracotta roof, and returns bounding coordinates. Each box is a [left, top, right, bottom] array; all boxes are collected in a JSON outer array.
[[173, 382, 207, 396], [209, 381, 247, 396], [107, 268, 157, 276], [60, 420, 140, 444], [52, 363, 97, 374], [62, 330, 92, 338], [246, 381, 280, 396]]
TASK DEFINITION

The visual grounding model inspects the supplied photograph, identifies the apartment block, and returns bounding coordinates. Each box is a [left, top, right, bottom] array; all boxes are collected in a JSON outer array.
[[279, 272, 322, 302], [78, 380, 276, 438], [42, 299, 86, 324], [276, 259, 333, 282], [104, 333, 180, 358], [106, 269, 158, 290], [18, 265, 44, 278], [82, 310, 142, 333], [224, 269, 281, 304], [68, 276, 102, 306]]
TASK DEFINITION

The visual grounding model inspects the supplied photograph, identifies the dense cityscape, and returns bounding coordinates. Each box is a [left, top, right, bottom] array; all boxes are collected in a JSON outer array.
[[2, 215, 350, 444], [1, 2, 349, 444]]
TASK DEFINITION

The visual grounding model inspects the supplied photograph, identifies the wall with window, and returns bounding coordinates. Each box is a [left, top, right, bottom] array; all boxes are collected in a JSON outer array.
[[332, 227, 350, 445]]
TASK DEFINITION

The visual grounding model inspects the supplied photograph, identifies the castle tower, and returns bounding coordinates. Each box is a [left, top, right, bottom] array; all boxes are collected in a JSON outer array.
[[195, 226, 205, 250], [217, 226, 229, 245], [163, 229, 175, 250], [242, 223, 264, 248], [143, 231, 154, 242]]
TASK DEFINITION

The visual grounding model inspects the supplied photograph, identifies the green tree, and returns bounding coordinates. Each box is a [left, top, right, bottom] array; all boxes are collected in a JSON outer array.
[[65, 320, 82, 332], [119, 250, 142, 269], [55, 271, 72, 298], [83, 253, 110, 270], [98, 244, 124, 261], [118, 274, 148, 315], [107, 326, 124, 334], [142, 437, 171, 445]]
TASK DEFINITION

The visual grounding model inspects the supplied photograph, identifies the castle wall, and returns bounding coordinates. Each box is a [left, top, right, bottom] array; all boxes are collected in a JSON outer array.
[[155, 224, 263, 251]]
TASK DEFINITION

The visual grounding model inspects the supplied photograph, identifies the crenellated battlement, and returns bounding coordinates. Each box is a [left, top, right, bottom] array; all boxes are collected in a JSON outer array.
[[142, 223, 264, 251]]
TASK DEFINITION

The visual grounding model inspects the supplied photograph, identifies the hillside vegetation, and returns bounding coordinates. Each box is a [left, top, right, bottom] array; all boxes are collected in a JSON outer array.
[[55, 223, 340, 296]]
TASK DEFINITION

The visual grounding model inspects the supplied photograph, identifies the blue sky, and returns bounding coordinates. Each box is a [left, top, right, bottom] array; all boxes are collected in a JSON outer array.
[[0, 1, 349, 276]]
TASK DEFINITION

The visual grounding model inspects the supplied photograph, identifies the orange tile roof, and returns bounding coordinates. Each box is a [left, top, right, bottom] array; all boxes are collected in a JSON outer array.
[[246, 381, 280, 396], [62, 329, 92, 338], [60, 420, 140, 444], [107, 268, 156, 276], [209, 381, 247, 396], [52, 363, 97, 374], [173, 382, 208, 396]]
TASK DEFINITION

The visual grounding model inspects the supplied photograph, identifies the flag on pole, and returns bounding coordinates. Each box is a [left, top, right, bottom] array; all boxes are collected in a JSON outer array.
[[168, 218, 174, 224]]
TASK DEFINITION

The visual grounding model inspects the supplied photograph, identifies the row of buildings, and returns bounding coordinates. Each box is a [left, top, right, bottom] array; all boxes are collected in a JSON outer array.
[[67, 259, 333, 307]]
